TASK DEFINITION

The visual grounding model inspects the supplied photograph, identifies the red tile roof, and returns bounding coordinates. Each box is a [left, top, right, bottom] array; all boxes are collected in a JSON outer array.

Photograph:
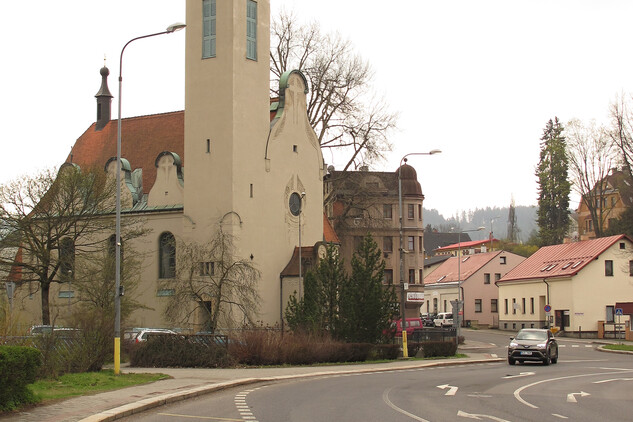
[[436, 238, 499, 252], [323, 213, 340, 243], [498, 235, 631, 283], [424, 251, 502, 284], [67, 111, 184, 194]]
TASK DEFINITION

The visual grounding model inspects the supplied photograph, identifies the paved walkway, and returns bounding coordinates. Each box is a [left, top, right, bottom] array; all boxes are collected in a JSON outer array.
[[0, 342, 501, 422]]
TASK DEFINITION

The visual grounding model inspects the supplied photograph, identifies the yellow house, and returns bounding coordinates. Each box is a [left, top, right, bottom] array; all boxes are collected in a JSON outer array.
[[496, 234, 633, 337]]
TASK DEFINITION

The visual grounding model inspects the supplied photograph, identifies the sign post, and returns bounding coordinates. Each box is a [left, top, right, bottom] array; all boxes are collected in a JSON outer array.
[[615, 308, 624, 341]]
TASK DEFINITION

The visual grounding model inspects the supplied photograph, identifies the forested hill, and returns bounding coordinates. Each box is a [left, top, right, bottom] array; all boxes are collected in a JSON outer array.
[[423, 205, 538, 243]]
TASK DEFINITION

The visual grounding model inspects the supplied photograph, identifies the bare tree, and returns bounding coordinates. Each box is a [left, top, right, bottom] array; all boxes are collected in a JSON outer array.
[[270, 11, 397, 170], [0, 164, 140, 325], [164, 229, 261, 333], [608, 93, 633, 177], [566, 118, 616, 238]]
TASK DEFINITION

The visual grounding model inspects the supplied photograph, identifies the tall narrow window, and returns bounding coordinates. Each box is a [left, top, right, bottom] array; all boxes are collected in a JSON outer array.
[[383, 204, 392, 219], [491, 299, 498, 313], [407, 204, 414, 219], [202, 0, 216, 58], [418, 204, 422, 221], [407, 236, 415, 251], [246, 0, 257, 60], [522, 298, 526, 314], [408, 269, 415, 283], [484, 273, 491, 284], [60, 238, 75, 281], [475, 299, 482, 313], [383, 236, 393, 252], [605, 260, 614, 277], [159, 232, 176, 279]]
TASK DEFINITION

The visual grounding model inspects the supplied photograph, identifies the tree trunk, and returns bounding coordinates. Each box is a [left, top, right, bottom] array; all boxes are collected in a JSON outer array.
[[41, 281, 51, 325]]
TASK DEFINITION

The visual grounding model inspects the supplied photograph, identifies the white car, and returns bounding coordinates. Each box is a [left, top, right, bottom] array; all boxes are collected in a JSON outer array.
[[433, 312, 453, 327], [134, 328, 178, 343]]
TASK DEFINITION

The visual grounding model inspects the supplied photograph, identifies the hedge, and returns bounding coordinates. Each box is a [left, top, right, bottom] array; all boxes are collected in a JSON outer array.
[[0, 346, 42, 411]]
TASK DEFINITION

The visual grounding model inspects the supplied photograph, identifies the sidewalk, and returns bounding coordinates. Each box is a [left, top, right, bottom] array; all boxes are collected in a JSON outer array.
[[1, 342, 500, 422]]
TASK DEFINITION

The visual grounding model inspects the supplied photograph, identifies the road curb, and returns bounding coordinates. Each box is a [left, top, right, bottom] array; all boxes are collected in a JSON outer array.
[[80, 357, 503, 422], [596, 345, 633, 355]]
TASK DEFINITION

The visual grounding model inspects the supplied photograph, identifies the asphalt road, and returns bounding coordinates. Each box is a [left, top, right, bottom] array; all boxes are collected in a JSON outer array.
[[124, 330, 633, 422]]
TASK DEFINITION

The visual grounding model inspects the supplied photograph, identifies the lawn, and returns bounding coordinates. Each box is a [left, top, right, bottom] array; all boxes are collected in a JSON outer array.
[[29, 370, 170, 402], [603, 344, 633, 352]]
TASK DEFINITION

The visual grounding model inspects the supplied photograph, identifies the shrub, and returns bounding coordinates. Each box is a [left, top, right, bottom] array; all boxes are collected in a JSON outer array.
[[0, 346, 42, 411], [421, 341, 457, 358], [130, 334, 234, 368]]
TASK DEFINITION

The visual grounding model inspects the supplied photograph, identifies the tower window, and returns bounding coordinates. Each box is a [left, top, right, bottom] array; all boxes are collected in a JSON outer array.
[[293, 145, 298, 153], [159, 232, 176, 279], [206, 139, 211, 153], [246, 0, 257, 60], [202, 0, 217, 59]]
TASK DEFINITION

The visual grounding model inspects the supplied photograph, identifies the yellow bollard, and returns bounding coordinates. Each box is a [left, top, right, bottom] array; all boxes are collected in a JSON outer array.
[[114, 337, 121, 375], [402, 331, 408, 358]]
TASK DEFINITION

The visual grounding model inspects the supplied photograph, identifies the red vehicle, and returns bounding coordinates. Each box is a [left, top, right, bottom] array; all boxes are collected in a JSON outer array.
[[389, 318, 423, 337]]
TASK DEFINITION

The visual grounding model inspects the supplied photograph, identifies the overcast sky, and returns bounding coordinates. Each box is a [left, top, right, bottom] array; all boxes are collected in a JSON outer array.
[[2, 1, 632, 218]]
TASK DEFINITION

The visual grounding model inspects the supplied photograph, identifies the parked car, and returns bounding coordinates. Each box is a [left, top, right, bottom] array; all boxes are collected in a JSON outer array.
[[28, 325, 53, 336], [390, 318, 423, 337], [433, 312, 453, 327], [134, 328, 178, 343], [420, 313, 436, 327], [507, 328, 558, 365]]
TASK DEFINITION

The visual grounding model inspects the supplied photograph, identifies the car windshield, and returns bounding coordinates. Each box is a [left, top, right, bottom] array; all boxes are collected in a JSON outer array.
[[516, 330, 547, 341]]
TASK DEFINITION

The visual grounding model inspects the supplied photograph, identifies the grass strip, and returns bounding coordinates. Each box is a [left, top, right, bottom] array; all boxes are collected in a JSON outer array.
[[603, 344, 633, 352]]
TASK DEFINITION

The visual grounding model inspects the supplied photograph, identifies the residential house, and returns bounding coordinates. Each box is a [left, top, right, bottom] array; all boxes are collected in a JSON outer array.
[[325, 164, 426, 318], [577, 169, 633, 240], [496, 235, 633, 338], [423, 251, 525, 328], [435, 238, 500, 257]]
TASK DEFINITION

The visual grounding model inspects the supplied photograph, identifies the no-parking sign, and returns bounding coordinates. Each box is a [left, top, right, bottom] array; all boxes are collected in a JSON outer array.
[[544, 304, 551, 313]]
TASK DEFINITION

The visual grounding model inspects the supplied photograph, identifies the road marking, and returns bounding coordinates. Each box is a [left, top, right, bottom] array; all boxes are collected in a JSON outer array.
[[457, 410, 511, 421], [503, 371, 534, 379], [552, 414, 569, 419], [567, 391, 590, 403], [593, 377, 633, 384], [383, 387, 431, 422], [158, 414, 243, 421], [467, 394, 493, 398], [437, 384, 459, 395], [513, 369, 633, 408]]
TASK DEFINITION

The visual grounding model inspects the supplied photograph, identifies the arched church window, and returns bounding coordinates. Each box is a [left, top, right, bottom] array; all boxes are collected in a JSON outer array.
[[159, 232, 176, 279]]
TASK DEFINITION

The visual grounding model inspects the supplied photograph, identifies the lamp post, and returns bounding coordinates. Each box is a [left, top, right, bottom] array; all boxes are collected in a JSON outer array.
[[455, 226, 485, 339], [114, 22, 185, 375], [298, 192, 306, 298], [398, 149, 441, 357]]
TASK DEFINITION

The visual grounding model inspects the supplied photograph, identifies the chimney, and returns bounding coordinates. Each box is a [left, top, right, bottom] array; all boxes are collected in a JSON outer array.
[[95, 66, 113, 131]]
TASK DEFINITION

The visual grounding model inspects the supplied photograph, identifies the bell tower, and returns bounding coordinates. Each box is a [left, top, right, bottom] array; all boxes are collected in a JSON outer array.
[[183, 0, 271, 231]]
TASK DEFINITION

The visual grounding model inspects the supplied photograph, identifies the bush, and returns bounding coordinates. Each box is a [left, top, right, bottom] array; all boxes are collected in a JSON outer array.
[[0, 346, 42, 411], [130, 334, 234, 368], [420, 341, 457, 358]]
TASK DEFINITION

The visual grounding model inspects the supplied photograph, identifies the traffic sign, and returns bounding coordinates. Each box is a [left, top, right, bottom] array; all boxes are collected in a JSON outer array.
[[615, 308, 624, 316], [544, 304, 551, 313]]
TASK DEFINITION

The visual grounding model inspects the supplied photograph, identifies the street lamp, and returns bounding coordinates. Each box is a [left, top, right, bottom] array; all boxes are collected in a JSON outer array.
[[455, 226, 485, 339], [398, 149, 441, 357], [114, 22, 185, 375]]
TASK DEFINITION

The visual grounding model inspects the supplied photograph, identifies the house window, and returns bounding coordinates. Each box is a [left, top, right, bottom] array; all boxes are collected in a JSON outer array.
[[522, 298, 526, 314], [202, 0, 216, 58], [407, 236, 415, 251], [206, 139, 211, 153], [605, 260, 614, 277], [409, 269, 415, 283], [159, 232, 176, 279], [383, 236, 393, 252], [383, 269, 393, 284], [419, 236, 423, 254], [630, 260, 633, 276], [504, 298, 508, 314], [484, 273, 491, 284], [157, 289, 175, 297], [495, 273, 501, 282], [443, 299, 447, 312], [606, 305, 615, 323], [246, 0, 257, 60], [512, 298, 516, 314], [500, 256, 506, 265], [418, 204, 422, 221], [530, 297, 535, 314], [58, 291, 74, 298], [407, 204, 414, 219], [620, 242, 626, 250], [491, 299, 498, 313], [383, 204, 392, 219], [419, 269, 423, 283], [586, 219, 594, 231], [475, 299, 482, 313]]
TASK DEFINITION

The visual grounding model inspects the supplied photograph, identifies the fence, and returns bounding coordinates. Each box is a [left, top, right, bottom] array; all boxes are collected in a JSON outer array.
[[409, 327, 457, 343]]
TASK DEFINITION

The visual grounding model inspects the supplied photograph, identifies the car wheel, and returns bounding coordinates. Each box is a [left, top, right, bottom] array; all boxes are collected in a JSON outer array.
[[543, 350, 551, 365], [508, 357, 516, 365]]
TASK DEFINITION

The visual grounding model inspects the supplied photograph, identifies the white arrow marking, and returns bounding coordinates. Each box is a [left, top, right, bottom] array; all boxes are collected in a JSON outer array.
[[593, 377, 633, 384], [457, 410, 511, 421], [567, 391, 590, 403], [437, 384, 458, 395], [503, 371, 535, 379]]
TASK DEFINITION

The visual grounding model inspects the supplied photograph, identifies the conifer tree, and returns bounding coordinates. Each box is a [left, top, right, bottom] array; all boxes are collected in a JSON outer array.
[[536, 118, 571, 246]]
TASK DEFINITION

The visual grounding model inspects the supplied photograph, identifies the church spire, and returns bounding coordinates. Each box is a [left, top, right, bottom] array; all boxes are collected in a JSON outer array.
[[95, 63, 113, 131]]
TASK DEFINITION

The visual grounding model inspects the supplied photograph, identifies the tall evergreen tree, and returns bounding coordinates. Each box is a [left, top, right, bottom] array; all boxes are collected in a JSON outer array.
[[339, 234, 398, 343], [536, 118, 571, 246]]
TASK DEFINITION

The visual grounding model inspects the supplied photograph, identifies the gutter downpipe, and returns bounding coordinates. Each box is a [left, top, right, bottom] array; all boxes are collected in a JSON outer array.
[[543, 278, 550, 329]]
